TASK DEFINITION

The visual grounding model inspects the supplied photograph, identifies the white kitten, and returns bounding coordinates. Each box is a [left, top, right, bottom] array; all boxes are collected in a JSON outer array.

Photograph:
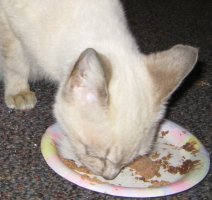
[[0, 0, 198, 179]]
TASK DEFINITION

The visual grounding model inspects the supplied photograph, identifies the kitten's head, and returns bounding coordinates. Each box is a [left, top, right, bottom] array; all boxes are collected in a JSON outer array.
[[54, 45, 198, 179]]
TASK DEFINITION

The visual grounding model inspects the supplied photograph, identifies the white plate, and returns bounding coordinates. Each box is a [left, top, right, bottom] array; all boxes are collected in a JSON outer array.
[[41, 120, 210, 197]]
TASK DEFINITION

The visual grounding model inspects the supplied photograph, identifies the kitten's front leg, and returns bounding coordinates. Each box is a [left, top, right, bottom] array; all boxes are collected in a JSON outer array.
[[2, 38, 37, 110]]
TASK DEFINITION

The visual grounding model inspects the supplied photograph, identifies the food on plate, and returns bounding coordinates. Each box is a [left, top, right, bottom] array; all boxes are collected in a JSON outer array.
[[128, 156, 161, 180]]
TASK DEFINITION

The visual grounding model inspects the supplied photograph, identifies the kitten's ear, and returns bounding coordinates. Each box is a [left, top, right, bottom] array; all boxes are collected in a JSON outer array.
[[65, 48, 108, 106], [145, 45, 198, 103]]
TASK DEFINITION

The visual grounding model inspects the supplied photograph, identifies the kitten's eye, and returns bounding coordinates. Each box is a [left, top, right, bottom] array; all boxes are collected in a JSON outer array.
[[87, 151, 95, 157], [86, 150, 105, 162], [86, 148, 99, 158], [85, 146, 106, 161]]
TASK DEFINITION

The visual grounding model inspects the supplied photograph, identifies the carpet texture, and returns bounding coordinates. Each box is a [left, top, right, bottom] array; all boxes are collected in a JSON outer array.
[[0, 0, 211, 199]]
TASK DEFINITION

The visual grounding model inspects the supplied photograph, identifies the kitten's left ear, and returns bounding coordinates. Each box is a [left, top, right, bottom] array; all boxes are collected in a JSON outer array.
[[145, 45, 198, 103], [65, 48, 108, 106]]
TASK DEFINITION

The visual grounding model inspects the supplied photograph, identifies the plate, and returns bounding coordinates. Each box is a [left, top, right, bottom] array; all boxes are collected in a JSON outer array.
[[41, 120, 210, 198]]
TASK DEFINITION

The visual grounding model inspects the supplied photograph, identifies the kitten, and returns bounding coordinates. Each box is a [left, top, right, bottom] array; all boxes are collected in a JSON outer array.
[[0, 0, 198, 179]]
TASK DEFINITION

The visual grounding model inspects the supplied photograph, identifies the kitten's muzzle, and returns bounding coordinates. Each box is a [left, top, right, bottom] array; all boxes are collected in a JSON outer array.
[[102, 161, 122, 180]]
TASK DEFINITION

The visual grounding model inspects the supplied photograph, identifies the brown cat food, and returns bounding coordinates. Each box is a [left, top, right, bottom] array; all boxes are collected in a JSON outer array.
[[81, 175, 106, 185], [181, 140, 198, 155], [62, 159, 91, 174], [128, 156, 161, 180], [161, 131, 169, 137], [150, 180, 170, 187], [151, 152, 160, 160]]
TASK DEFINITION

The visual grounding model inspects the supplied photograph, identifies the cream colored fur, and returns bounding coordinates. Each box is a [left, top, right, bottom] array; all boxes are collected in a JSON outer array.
[[0, 0, 198, 179]]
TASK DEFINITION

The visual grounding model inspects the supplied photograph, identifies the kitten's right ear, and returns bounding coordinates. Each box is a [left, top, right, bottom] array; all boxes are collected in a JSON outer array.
[[63, 48, 108, 106], [145, 45, 198, 104]]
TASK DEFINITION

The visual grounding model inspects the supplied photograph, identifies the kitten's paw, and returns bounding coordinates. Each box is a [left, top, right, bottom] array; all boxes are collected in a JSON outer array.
[[5, 91, 37, 110]]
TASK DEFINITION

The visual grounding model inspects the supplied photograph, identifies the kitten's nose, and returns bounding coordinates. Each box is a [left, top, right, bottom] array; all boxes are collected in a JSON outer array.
[[102, 172, 118, 180], [102, 167, 120, 180]]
